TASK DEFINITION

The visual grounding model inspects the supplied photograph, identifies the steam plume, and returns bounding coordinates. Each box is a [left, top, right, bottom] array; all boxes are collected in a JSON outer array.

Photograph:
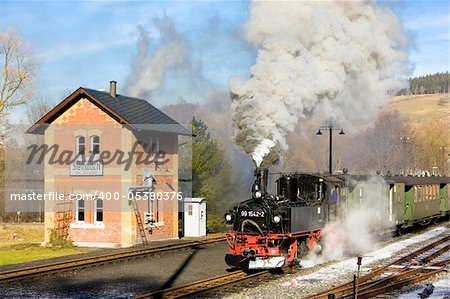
[[125, 15, 187, 99], [230, 1, 410, 168], [305, 175, 390, 264]]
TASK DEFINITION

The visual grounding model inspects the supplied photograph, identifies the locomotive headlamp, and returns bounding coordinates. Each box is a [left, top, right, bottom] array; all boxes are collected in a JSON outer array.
[[273, 215, 282, 223], [225, 214, 232, 222], [254, 190, 262, 199]]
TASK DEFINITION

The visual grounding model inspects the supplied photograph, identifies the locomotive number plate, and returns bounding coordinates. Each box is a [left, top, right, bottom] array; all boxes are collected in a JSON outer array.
[[241, 210, 265, 217]]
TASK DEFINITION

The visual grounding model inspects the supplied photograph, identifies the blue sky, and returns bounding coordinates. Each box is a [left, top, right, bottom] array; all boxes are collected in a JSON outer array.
[[0, 0, 448, 120]]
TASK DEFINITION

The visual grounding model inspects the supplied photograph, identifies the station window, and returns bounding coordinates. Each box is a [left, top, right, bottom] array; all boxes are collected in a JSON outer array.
[[91, 135, 100, 155], [77, 199, 85, 222], [188, 204, 193, 216], [149, 137, 160, 153], [76, 136, 85, 157], [95, 199, 103, 222]]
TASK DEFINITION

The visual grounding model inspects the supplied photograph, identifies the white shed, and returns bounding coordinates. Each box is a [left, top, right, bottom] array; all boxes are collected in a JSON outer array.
[[183, 198, 206, 237]]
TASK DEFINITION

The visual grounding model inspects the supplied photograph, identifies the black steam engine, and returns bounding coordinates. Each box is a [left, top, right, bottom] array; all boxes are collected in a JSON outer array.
[[224, 169, 341, 270]]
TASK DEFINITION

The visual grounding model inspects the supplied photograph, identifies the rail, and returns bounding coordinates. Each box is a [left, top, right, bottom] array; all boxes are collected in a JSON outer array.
[[309, 235, 449, 299], [0, 236, 225, 284]]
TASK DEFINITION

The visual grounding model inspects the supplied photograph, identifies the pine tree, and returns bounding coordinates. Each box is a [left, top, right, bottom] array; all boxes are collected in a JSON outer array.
[[398, 71, 449, 95], [180, 117, 236, 231]]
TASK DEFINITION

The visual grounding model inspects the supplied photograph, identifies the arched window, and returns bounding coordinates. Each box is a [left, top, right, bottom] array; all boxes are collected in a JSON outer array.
[[91, 135, 100, 155], [76, 136, 85, 156]]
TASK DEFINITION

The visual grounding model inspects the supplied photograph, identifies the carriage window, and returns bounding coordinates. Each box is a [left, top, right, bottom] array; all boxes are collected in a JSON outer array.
[[316, 183, 324, 200], [418, 186, 422, 202]]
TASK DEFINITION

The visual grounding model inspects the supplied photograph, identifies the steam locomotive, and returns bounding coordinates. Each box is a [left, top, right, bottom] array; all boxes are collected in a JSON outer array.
[[224, 169, 449, 270]]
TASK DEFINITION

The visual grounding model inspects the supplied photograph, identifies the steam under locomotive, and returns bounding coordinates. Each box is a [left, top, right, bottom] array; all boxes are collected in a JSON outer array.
[[224, 169, 450, 270]]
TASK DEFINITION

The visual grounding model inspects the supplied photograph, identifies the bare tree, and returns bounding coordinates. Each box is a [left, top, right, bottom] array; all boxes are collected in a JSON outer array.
[[0, 28, 34, 220], [341, 111, 412, 174], [27, 97, 54, 124], [0, 27, 34, 116], [411, 120, 450, 175]]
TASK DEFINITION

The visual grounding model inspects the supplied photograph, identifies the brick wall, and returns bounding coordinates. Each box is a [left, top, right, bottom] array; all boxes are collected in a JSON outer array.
[[44, 97, 179, 247]]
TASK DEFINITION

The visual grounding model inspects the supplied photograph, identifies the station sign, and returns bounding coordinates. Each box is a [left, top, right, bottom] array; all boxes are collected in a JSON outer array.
[[70, 160, 103, 176]]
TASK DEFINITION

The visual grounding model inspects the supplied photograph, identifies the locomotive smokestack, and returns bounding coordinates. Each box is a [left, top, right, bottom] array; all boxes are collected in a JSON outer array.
[[254, 167, 269, 194]]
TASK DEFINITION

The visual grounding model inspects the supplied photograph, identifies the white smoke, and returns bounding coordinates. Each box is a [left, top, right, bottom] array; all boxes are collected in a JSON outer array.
[[125, 15, 187, 99], [230, 1, 411, 168], [252, 138, 276, 167], [304, 175, 390, 265]]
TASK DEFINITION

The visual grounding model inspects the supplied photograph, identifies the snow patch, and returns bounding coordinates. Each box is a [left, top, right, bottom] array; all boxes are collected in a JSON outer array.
[[285, 226, 448, 287]]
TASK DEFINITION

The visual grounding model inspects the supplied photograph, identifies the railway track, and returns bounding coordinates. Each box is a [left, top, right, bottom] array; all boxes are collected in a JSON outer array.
[[310, 235, 449, 299], [134, 268, 284, 299], [133, 267, 289, 299], [0, 236, 224, 284], [134, 232, 450, 299]]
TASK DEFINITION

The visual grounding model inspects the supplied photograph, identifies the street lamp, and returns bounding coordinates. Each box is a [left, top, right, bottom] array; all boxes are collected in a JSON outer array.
[[400, 137, 410, 175], [316, 124, 345, 174], [439, 147, 449, 175]]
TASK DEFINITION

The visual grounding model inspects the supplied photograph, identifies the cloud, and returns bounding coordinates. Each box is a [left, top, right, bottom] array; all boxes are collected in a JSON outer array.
[[35, 35, 135, 62]]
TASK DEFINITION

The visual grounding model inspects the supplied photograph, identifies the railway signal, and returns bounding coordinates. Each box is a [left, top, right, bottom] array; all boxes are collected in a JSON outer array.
[[144, 212, 152, 225]]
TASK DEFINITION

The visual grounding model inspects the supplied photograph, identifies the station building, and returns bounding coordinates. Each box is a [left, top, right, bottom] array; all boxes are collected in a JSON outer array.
[[28, 81, 190, 247]]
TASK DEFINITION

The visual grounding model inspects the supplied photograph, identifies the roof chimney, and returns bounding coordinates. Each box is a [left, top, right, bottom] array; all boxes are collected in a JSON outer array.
[[110, 80, 117, 98]]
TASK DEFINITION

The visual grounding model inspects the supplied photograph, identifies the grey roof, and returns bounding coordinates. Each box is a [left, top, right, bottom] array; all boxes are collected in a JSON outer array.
[[83, 88, 191, 135], [386, 175, 450, 185]]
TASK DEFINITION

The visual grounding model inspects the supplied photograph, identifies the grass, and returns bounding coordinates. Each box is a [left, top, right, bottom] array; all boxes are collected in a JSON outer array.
[[0, 223, 44, 247], [388, 93, 450, 124], [0, 243, 90, 266], [0, 223, 90, 266]]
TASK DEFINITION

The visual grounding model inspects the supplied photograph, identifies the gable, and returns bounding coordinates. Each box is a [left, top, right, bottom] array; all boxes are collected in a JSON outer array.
[[53, 98, 118, 125]]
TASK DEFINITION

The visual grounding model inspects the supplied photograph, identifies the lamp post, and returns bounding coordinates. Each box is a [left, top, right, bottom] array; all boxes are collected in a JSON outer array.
[[316, 124, 345, 174], [400, 137, 410, 175], [439, 147, 448, 175]]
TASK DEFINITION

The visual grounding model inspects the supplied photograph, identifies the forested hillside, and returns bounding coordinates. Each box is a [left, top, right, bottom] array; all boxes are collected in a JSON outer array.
[[397, 71, 449, 95]]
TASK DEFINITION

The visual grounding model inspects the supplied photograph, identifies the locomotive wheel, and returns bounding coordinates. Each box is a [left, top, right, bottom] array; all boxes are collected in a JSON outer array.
[[297, 241, 309, 258], [311, 238, 323, 254], [418, 218, 432, 226]]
